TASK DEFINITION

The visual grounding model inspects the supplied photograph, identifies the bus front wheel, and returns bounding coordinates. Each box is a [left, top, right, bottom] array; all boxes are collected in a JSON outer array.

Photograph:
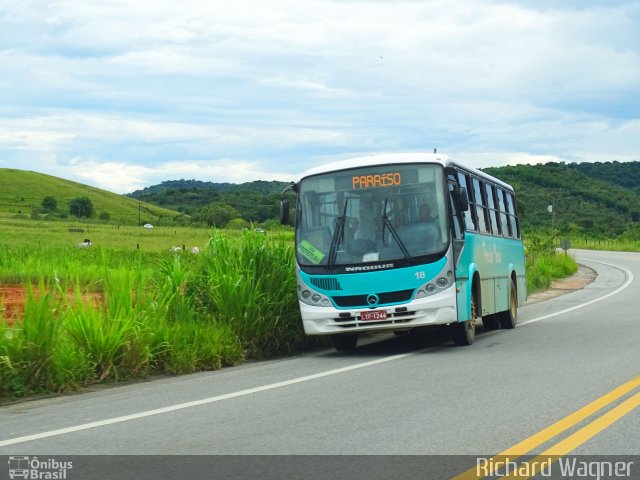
[[331, 333, 358, 351], [451, 296, 477, 346]]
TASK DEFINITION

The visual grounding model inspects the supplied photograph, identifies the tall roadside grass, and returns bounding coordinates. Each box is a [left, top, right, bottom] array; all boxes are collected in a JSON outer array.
[[192, 231, 311, 358], [525, 234, 578, 294], [0, 230, 305, 400], [0, 256, 244, 399]]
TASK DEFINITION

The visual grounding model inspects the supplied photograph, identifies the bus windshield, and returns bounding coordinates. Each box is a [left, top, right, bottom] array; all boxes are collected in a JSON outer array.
[[296, 164, 449, 268]]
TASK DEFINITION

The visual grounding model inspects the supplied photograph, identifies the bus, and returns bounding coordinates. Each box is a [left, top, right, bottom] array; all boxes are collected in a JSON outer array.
[[280, 153, 526, 351]]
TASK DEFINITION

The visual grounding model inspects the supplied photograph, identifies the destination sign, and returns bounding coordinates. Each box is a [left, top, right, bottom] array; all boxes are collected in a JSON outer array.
[[352, 172, 401, 189]]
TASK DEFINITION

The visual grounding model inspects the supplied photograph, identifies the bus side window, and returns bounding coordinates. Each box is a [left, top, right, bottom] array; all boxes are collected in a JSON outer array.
[[484, 183, 500, 236], [448, 183, 463, 240], [471, 177, 490, 234], [505, 193, 520, 239], [497, 188, 511, 238], [456, 172, 476, 231]]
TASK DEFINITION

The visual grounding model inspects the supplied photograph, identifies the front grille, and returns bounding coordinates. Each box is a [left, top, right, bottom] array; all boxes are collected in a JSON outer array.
[[332, 289, 414, 308], [309, 277, 342, 291], [332, 311, 417, 328]]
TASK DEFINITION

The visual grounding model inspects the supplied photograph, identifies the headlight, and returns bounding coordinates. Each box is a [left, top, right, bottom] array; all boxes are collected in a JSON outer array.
[[416, 270, 454, 298], [297, 281, 332, 307]]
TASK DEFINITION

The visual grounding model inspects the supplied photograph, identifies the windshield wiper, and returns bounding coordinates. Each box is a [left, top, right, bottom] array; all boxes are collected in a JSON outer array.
[[327, 196, 349, 268], [382, 198, 413, 262]]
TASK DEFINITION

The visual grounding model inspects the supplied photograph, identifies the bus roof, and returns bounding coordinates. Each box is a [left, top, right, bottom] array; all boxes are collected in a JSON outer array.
[[298, 153, 514, 191]]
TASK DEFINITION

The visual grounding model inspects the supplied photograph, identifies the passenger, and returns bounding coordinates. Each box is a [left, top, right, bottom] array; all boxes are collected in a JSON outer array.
[[419, 203, 434, 223], [355, 204, 376, 241]]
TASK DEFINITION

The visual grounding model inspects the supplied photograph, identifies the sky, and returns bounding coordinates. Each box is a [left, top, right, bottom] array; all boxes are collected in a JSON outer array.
[[1, 0, 639, 194]]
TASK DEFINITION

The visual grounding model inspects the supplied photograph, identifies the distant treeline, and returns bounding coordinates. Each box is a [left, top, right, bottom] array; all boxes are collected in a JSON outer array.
[[127, 179, 288, 227], [482, 161, 640, 238], [126, 162, 640, 238]]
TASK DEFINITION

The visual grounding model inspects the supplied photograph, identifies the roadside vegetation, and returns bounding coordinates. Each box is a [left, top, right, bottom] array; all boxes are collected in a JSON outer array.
[[1, 223, 576, 401], [0, 229, 312, 400], [524, 233, 578, 293]]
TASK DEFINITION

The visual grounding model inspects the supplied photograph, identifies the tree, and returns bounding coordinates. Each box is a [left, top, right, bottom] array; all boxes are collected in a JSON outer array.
[[69, 197, 94, 218], [194, 203, 239, 227], [42, 196, 57, 211]]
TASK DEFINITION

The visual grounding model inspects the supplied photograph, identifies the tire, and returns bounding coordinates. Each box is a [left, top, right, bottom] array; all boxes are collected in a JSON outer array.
[[498, 279, 518, 329], [331, 333, 358, 351], [451, 294, 477, 346]]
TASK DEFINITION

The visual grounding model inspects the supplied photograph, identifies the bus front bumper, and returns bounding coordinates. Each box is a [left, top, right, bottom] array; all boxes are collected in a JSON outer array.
[[300, 286, 457, 335]]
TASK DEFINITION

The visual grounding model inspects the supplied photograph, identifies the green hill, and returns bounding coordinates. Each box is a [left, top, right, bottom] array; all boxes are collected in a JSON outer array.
[[568, 161, 640, 195], [127, 179, 288, 222], [0, 168, 186, 226], [482, 162, 640, 237]]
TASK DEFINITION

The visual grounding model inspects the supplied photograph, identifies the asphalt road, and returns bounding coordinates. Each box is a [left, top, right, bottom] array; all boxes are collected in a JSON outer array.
[[1, 249, 638, 479]]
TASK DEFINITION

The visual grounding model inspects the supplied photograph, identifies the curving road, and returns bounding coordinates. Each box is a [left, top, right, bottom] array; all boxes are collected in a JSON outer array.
[[1, 249, 638, 478]]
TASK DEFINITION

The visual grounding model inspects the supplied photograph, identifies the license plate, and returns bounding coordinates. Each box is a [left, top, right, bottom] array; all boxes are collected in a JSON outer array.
[[360, 310, 387, 321]]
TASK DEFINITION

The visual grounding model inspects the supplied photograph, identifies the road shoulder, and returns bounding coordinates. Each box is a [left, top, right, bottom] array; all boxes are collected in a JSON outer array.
[[524, 263, 596, 306]]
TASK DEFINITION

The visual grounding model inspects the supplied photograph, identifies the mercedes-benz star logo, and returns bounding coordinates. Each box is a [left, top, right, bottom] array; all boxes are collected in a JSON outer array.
[[366, 294, 379, 306]]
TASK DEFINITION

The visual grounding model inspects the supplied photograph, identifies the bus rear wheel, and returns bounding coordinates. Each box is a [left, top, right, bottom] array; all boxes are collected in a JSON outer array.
[[331, 333, 358, 351], [498, 280, 518, 329], [451, 295, 477, 346]]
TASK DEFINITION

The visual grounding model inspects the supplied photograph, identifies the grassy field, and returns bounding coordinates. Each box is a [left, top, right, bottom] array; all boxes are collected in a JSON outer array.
[[569, 237, 640, 252], [0, 217, 215, 251]]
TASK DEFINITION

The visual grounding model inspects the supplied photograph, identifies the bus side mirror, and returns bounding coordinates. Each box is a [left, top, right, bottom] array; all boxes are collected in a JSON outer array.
[[279, 182, 296, 225], [280, 199, 290, 225], [459, 187, 470, 211]]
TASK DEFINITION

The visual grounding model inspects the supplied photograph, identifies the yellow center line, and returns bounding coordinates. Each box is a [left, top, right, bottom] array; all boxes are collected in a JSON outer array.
[[452, 375, 640, 480], [504, 391, 640, 479]]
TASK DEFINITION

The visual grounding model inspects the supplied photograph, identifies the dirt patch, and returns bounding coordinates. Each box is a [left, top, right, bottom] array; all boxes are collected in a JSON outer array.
[[0, 286, 102, 326], [0, 286, 25, 324], [525, 264, 596, 306]]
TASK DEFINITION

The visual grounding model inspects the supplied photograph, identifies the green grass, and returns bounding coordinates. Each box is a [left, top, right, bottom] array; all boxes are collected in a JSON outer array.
[[195, 231, 314, 358], [569, 237, 640, 252], [0, 267, 246, 398], [0, 218, 211, 251], [0, 230, 301, 400], [524, 234, 579, 293]]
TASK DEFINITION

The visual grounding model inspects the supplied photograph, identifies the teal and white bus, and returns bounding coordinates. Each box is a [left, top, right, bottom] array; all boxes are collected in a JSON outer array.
[[280, 153, 526, 351]]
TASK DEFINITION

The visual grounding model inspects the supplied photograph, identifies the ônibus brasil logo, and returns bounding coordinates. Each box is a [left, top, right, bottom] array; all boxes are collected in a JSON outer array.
[[7, 456, 73, 480]]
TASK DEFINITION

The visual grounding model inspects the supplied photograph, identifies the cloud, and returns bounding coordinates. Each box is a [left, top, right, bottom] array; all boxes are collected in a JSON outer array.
[[71, 159, 297, 193], [0, 0, 638, 193]]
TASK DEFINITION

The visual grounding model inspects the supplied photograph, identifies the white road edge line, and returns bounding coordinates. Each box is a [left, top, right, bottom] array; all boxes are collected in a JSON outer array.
[[0, 260, 633, 448], [519, 260, 633, 327], [0, 352, 414, 447]]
